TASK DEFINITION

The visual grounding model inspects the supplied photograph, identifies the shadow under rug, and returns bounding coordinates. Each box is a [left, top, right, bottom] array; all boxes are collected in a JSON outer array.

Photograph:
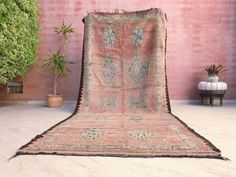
[[16, 8, 221, 158]]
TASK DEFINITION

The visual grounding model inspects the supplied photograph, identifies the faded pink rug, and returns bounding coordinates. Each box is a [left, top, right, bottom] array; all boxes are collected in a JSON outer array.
[[16, 8, 221, 158]]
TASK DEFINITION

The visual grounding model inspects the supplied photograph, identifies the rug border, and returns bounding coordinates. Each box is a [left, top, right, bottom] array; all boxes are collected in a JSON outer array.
[[13, 10, 222, 159]]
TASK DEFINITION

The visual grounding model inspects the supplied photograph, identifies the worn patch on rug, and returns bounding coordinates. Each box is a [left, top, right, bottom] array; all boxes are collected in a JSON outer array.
[[16, 8, 221, 158]]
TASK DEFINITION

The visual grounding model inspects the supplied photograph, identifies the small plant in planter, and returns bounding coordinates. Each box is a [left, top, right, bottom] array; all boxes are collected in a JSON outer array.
[[43, 21, 74, 107], [203, 63, 229, 82]]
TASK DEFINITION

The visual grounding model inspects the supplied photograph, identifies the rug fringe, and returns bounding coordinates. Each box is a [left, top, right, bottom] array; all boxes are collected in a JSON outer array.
[[88, 8, 158, 15]]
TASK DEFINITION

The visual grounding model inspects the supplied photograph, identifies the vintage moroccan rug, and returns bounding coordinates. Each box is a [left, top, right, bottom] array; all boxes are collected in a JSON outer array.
[[16, 8, 221, 158]]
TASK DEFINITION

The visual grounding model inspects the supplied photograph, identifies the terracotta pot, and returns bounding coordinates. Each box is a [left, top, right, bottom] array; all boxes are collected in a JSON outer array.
[[208, 75, 219, 83], [47, 94, 63, 108]]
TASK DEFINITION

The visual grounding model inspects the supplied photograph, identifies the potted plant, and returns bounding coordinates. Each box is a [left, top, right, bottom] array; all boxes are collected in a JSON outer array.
[[204, 63, 229, 82], [43, 21, 74, 107]]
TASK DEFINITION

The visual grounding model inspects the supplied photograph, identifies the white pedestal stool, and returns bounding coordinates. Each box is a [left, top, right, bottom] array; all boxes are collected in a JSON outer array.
[[198, 81, 227, 106]]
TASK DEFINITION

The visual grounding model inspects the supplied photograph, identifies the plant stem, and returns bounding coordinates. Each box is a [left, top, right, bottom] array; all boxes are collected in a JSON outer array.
[[53, 75, 58, 95], [62, 36, 67, 56]]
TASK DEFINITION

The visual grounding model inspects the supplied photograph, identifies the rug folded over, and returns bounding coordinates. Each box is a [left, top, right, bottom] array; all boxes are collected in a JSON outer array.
[[16, 8, 221, 158]]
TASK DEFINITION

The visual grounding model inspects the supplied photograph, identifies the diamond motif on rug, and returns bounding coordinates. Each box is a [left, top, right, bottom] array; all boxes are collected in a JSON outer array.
[[104, 25, 116, 46], [130, 129, 153, 140], [128, 52, 149, 87], [130, 115, 143, 122], [132, 26, 143, 47], [80, 128, 104, 140], [128, 95, 147, 109], [102, 54, 117, 86], [100, 96, 117, 109]]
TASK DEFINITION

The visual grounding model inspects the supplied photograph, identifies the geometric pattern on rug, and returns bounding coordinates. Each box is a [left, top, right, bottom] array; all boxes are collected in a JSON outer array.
[[16, 8, 221, 158], [17, 113, 221, 157]]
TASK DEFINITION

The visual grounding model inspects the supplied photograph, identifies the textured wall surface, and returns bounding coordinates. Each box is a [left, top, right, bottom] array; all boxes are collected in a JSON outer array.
[[0, 0, 236, 101]]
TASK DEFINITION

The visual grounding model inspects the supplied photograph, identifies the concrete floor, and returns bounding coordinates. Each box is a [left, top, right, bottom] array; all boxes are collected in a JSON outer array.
[[0, 101, 236, 177]]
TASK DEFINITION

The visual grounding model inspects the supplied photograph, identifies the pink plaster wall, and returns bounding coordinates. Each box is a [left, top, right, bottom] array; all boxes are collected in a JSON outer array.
[[0, 0, 236, 101]]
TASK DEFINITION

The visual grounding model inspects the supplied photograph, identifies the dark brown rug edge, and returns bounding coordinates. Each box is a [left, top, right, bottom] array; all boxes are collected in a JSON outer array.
[[14, 151, 224, 159]]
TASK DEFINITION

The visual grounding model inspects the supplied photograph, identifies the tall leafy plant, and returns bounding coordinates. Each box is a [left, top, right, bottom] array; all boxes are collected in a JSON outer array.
[[43, 22, 74, 95], [0, 0, 39, 84]]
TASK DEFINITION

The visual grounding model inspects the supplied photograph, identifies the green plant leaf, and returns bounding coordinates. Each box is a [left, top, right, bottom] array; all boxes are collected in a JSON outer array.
[[54, 21, 74, 41]]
